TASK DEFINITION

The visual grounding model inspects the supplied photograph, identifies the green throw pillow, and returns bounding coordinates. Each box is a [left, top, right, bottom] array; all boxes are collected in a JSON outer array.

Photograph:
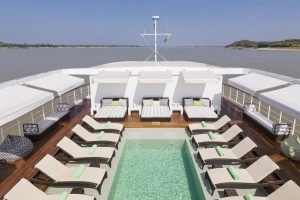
[[193, 100, 201, 106], [111, 100, 119, 106]]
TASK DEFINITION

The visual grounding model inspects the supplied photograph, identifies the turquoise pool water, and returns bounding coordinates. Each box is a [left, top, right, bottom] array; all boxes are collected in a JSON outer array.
[[108, 140, 205, 200]]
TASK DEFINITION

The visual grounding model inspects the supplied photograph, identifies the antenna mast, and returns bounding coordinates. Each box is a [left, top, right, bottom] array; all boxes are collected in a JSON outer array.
[[140, 16, 171, 62]]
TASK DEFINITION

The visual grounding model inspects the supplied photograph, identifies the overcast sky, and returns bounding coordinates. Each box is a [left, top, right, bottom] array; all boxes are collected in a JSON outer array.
[[0, 0, 299, 46]]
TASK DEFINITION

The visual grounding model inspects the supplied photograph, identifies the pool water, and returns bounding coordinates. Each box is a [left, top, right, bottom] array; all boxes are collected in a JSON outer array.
[[108, 140, 205, 200]]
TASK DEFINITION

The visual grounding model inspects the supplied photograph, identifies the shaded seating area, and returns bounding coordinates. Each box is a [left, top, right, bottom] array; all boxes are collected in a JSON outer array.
[[94, 97, 128, 121], [189, 115, 231, 136], [0, 135, 33, 162], [24, 103, 70, 140], [198, 137, 258, 169], [205, 156, 283, 195], [183, 97, 218, 121], [71, 124, 121, 149], [140, 97, 171, 122], [218, 180, 300, 200], [192, 124, 243, 148], [33, 154, 107, 193], [4, 178, 95, 200], [82, 115, 124, 135]]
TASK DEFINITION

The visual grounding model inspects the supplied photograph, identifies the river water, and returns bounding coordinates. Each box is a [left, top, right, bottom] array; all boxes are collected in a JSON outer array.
[[0, 47, 299, 82]]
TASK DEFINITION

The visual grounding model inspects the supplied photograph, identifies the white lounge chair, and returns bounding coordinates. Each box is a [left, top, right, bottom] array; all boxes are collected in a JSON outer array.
[[198, 137, 257, 169], [72, 124, 121, 149], [188, 115, 231, 136], [82, 115, 124, 135], [192, 124, 243, 148], [205, 155, 282, 195], [33, 154, 107, 193], [4, 178, 95, 200], [57, 137, 115, 167], [218, 180, 300, 200]]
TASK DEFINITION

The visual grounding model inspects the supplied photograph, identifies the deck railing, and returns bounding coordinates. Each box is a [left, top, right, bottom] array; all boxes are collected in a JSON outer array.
[[0, 84, 90, 142], [222, 84, 300, 135]]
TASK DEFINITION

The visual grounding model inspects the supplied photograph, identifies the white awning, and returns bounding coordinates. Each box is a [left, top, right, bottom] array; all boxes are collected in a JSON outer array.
[[139, 71, 172, 83], [94, 71, 131, 83], [181, 71, 219, 83], [259, 85, 300, 119], [228, 73, 289, 96], [0, 85, 54, 126], [24, 73, 84, 96]]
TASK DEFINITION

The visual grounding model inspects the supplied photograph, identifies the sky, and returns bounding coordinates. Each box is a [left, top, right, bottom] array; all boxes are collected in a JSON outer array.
[[0, 0, 299, 46]]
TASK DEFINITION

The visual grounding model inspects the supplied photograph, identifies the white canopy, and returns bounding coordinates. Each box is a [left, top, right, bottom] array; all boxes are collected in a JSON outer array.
[[228, 73, 289, 96], [94, 71, 130, 83], [25, 73, 84, 96], [0, 85, 54, 126], [139, 71, 172, 83], [259, 85, 300, 119], [181, 71, 219, 83]]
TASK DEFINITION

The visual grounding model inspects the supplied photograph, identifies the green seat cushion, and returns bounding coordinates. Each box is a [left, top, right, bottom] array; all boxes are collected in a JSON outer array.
[[201, 121, 207, 128]]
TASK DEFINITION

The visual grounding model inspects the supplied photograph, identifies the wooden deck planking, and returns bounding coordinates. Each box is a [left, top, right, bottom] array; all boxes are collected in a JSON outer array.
[[0, 98, 300, 198]]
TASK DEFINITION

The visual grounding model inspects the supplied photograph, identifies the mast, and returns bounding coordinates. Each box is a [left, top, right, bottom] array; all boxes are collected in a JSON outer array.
[[140, 16, 171, 63], [153, 16, 158, 62]]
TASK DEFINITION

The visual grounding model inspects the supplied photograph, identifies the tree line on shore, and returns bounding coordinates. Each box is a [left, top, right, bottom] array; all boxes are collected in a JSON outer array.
[[226, 39, 300, 49], [0, 41, 138, 48]]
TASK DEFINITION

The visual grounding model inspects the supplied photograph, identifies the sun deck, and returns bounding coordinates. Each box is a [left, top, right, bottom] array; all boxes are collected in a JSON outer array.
[[0, 98, 299, 199]]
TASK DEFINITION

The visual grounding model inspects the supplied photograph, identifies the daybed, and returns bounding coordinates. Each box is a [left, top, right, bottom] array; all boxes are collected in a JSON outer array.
[[23, 103, 70, 140], [94, 97, 128, 121], [183, 97, 218, 121], [140, 97, 171, 122], [243, 104, 291, 141]]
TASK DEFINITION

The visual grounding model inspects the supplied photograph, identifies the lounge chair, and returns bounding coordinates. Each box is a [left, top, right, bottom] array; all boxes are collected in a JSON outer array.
[[192, 124, 243, 148], [205, 155, 283, 195], [4, 178, 95, 200], [198, 137, 258, 169], [33, 154, 107, 193], [82, 115, 124, 135], [188, 115, 231, 136], [56, 136, 115, 167], [218, 180, 300, 200], [72, 124, 121, 149]]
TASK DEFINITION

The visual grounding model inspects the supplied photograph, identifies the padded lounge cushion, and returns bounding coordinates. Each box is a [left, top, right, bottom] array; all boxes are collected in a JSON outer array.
[[96, 106, 127, 118], [185, 106, 218, 119], [141, 106, 170, 118]]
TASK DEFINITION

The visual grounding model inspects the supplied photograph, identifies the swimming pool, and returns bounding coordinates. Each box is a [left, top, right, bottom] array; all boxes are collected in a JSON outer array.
[[108, 140, 205, 200]]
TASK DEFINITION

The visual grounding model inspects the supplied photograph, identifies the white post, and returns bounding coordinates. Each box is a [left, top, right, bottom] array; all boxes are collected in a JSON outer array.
[[235, 90, 238, 102], [17, 118, 21, 136], [267, 105, 271, 119], [242, 93, 245, 105], [279, 111, 282, 123], [229, 87, 232, 99], [153, 16, 159, 62]]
